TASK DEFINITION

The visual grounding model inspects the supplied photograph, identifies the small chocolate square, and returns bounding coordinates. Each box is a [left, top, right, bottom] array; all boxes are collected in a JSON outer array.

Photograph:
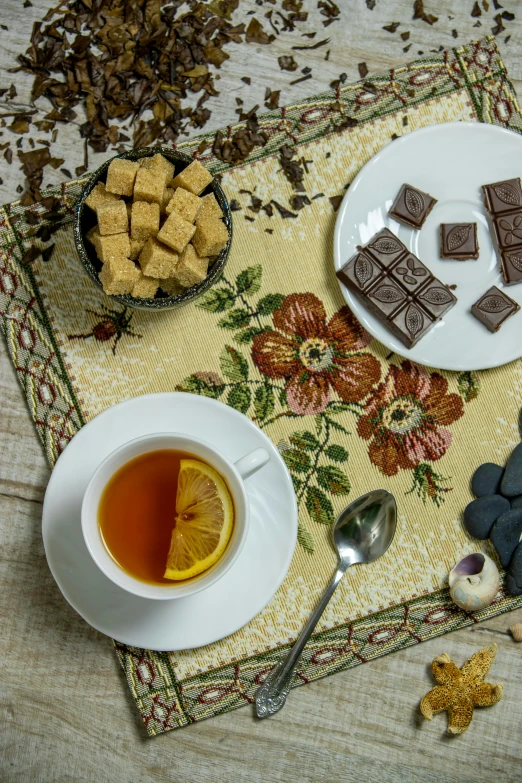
[[366, 276, 407, 317], [417, 280, 457, 318], [440, 223, 479, 260], [501, 249, 522, 286], [390, 302, 434, 348], [389, 253, 431, 293], [483, 178, 522, 215], [364, 228, 406, 267], [336, 251, 382, 292], [494, 212, 522, 248], [471, 286, 520, 332], [388, 184, 437, 229]]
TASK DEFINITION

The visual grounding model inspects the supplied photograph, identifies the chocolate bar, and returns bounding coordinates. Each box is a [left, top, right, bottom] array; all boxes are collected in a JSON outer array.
[[389, 184, 437, 229], [483, 178, 522, 285], [471, 286, 520, 332], [440, 223, 479, 260], [336, 228, 457, 348]]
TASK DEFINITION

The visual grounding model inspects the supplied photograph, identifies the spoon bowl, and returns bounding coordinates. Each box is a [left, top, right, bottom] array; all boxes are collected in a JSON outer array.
[[333, 489, 397, 567]]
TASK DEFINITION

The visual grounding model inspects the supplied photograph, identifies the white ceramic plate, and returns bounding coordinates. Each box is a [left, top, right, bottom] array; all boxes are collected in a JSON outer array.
[[42, 393, 298, 651], [334, 122, 522, 371]]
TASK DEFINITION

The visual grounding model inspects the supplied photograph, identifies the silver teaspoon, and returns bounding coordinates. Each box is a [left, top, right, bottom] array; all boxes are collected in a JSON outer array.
[[255, 489, 397, 719]]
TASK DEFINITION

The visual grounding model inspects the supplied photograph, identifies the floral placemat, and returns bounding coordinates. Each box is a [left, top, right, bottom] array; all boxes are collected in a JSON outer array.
[[1, 37, 522, 736]]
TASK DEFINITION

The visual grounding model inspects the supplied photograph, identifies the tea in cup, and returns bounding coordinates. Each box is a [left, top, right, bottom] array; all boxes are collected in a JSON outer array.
[[81, 433, 270, 600]]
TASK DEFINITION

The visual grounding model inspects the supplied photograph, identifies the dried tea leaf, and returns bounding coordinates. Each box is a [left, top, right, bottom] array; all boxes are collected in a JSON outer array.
[[246, 17, 275, 44], [471, 1, 482, 15], [290, 74, 312, 85], [292, 37, 330, 49], [278, 55, 298, 71], [290, 194, 311, 210], [413, 0, 438, 24], [41, 243, 55, 263], [383, 22, 400, 32], [264, 88, 281, 110], [318, 0, 340, 26], [271, 200, 298, 218], [9, 119, 29, 134], [401, 31, 410, 40], [358, 62, 368, 78], [329, 195, 343, 211], [20, 245, 42, 265]]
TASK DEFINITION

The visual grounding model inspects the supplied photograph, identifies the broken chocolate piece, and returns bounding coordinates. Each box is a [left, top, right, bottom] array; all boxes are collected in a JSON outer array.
[[336, 228, 456, 348], [471, 286, 520, 332], [389, 183, 437, 229], [483, 178, 522, 285], [440, 223, 479, 260]]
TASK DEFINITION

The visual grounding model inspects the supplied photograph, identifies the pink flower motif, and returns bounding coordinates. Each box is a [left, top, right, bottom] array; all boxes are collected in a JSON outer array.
[[357, 360, 464, 476], [252, 293, 381, 415]]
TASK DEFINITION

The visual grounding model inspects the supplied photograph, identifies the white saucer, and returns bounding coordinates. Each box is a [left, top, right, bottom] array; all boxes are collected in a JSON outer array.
[[42, 393, 298, 651], [334, 122, 522, 371]]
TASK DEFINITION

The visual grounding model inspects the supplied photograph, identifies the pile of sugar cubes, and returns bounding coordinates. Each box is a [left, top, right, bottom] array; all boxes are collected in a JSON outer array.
[[84, 153, 228, 299]]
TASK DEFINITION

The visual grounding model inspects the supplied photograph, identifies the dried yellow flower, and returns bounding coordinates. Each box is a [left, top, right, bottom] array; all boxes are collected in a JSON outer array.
[[420, 644, 503, 734]]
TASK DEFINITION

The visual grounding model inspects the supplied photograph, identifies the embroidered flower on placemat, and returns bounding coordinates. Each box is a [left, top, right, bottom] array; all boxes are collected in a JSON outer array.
[[357, 359, 464, 476], [252, 293, 381, 415]]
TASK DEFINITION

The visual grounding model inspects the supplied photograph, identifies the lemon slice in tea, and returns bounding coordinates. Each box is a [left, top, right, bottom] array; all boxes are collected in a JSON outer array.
[[164, 459, 234, 581]]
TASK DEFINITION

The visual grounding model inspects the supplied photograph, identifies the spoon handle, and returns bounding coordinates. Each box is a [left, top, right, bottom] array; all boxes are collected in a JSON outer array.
[[255, 564, 347, 718]]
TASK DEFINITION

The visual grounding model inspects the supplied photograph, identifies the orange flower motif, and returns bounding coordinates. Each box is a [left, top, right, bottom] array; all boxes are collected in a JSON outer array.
[[357, 360, 464, 476], [252, 293, 381, 415]]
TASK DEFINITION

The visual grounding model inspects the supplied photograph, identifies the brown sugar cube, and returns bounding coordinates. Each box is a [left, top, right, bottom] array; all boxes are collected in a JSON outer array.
[[105, 158, 139, 197], [97, 200, 128, 236], [197, 192, 222, 220], [133, 167, 168, 205], [86, 226, 100, 246], [95, 232, 131, 264], [157, 210, 196, 253], [99, 257, 140, 295], [166, 187, 201, 223], [138, 238, 179, 279], [132, 272, 159, 299], [129, 237, 146, 261], [131, 201, 160, 244], [169, 243, 208, 287], [141, 153, 175, 182], [161, 187, 175, 214], [192, 217, 228, 257], [172, 159, 213, 195], [162, 277, 186, 296], [85, 182, 120, 213]]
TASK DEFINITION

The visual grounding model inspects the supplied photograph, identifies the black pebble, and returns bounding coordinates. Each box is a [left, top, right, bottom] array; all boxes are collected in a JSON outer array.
[[511, 496, 522, 510], [463, 495, 510, 539], [500, 442, 522, 498], [506, 541, 522, 596], [471, 462, 504, 497], [490, 509, 522, 568]]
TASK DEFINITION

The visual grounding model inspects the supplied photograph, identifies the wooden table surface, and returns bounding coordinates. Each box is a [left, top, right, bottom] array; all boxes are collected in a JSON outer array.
[[2, 2, 522, 781]]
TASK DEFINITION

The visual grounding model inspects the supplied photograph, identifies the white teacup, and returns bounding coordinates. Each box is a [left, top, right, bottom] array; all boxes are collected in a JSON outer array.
[[81, 433, 270, 600]]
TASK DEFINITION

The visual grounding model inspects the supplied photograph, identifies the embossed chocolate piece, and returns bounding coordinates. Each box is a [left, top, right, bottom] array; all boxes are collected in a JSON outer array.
[[471, 285, 520, 332], [336, 228, 457, 348], [483, 178, 522, 285], [388, 183, 437, 229], [440, 223, 479, 260]]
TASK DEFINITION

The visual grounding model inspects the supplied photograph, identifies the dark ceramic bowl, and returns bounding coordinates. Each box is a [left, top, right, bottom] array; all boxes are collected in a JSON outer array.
[[74, 147, 232, 310]]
